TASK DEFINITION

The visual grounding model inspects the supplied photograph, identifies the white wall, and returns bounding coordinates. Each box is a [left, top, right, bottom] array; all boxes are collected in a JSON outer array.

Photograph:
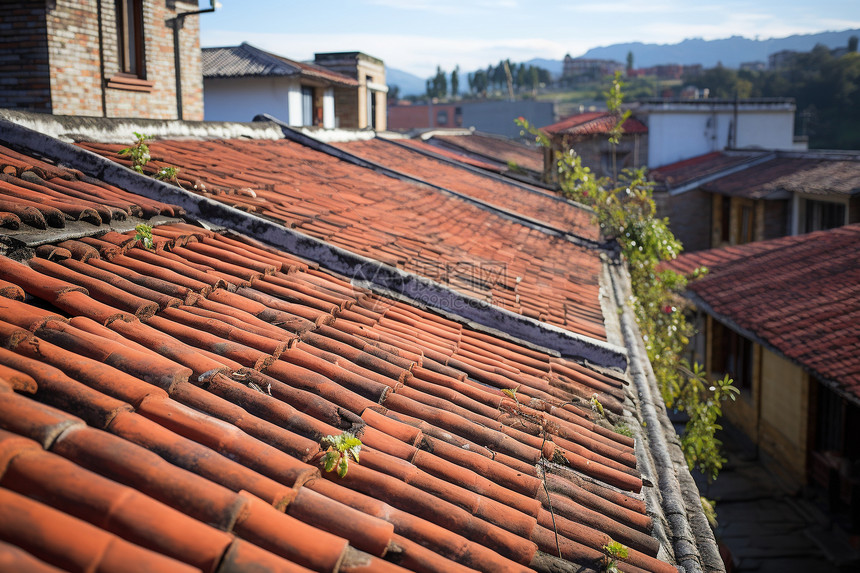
[[323, 87, 335, 129], [204, 77, 296, 123], [646, 107, 796, 168], [286, 83, 303, 127]]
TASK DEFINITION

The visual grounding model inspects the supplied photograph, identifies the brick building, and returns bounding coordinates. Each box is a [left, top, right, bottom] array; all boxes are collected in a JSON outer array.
[[0, 0, 207, 120], [313, 52, 388, 131], [540, 111, 648, 182]]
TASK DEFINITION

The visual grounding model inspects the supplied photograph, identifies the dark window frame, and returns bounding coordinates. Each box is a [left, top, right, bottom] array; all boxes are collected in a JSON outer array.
[[803, 198, 846, 233], [116, 0, 145, 78]]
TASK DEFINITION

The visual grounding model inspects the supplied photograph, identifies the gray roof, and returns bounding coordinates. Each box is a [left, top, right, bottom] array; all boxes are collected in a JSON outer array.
[[202, 43, 358, 87]]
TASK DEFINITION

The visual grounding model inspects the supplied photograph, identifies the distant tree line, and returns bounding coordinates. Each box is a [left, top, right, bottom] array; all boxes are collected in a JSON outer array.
[[423, 60, 551, 100], [683, 38, 860, 149]]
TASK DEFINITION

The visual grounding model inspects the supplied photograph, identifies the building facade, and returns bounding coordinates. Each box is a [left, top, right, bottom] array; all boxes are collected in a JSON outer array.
[[313, 52, 387, 131], [202, 43, 358, 127], [0, 0, 206, 120], [637, 98, 803, 168]]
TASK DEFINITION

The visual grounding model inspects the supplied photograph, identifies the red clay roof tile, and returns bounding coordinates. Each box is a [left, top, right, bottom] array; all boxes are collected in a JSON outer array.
[[670, 224, 860, 395], [542, 112, 648, 137], [0, 135, 690, 571]]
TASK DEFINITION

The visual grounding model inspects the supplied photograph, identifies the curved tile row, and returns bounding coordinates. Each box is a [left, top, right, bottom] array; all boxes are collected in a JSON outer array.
[[333, 138, 595, 240], [77, 139, 607, 341], [0, 143, 183, 232], [0, 222, 673, 573]]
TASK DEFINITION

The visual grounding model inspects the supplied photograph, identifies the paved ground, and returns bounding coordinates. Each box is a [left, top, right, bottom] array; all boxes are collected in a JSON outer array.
[[694, 423, 860, 572]]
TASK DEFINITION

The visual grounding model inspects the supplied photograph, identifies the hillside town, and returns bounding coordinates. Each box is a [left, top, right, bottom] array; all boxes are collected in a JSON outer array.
[[0, 2, 857, 573]]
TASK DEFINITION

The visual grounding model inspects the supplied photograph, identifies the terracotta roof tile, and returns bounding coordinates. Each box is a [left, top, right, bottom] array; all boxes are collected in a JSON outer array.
[[334, 138, 595, 240], [399, 138, 504, 172], [428, 133, 544, 175], [541, 113, 648, 137], [648, 152, 761, 190], [0, 208, 678, 571], [78, 138, 608, 341], [698, 156, 860, 198], [670, 224, 860, 395]]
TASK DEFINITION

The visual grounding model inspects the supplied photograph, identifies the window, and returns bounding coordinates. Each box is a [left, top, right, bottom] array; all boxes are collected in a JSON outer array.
[[436, 110, 448, 125], [803, 199, 846, 233], [116, 0, 145, 77], [738, 205, 754, 244], [711, 321, 753, 392], [301, 87, 314, 127], [719, 195, 731, 244], [815, 381, 860, 461]]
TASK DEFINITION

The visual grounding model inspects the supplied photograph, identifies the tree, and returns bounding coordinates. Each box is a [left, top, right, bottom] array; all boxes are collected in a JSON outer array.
[[426, 66, 448, 99], [849, 35, 859, 53], [626, 51, 634, 72], [451, 66, 460, 98]]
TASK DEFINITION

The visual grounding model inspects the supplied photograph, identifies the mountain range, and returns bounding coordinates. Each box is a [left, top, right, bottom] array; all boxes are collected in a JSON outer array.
[[389, 29, 860, 95]]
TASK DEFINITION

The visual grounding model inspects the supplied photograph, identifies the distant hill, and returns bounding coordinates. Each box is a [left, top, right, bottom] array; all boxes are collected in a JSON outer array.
[[387, 67, 426, 97], [578, 29, 860, 68], [524, 58, 563, 78]]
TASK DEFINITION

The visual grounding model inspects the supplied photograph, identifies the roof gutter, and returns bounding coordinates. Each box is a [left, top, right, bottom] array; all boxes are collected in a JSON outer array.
[[609, 265, 725, 573], [0, 116, 628, 371]]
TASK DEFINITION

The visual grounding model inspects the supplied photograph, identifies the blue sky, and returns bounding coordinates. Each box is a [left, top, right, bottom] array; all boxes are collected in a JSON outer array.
[[199, 0, 860, 77]]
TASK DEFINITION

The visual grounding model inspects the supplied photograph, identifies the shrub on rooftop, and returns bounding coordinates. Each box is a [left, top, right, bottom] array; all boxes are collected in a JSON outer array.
[[517, 72, 737, 483]]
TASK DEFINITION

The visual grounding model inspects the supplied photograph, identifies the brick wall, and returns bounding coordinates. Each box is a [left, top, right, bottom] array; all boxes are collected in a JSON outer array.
[[0, 1, 51, 112], [45, 1, 103, 116], [763, 199, 789, 240], [657, 189, 713, 252], [5, 0, 203, 120]]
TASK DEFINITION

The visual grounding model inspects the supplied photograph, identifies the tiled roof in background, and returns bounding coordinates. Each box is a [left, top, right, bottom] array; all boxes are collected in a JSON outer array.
[[0, 183, 673, 573], [541, 113, 648, 137], [202, 43, 358, 87], [397, 138, 505, 173], [428, 133, 545, 175], [77, 138, 608, 341], [332, 137, 595, 240], [699, 156, 860, 198], [648, 152, 765, 191], [669, 224, 860, 396]]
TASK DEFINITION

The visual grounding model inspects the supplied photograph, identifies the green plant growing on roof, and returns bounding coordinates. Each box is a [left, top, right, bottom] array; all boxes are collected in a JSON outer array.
[[119, 132, 152, 173], [590, 394, 606, 418], [120, 132, 183, 188], [599, 540, 629, 572], [134, 223, 154, 250], [613, 422, 633, 438], [517, 72, 737, 485], [154, 165, 184, 189], [320, 432, 362, 478]]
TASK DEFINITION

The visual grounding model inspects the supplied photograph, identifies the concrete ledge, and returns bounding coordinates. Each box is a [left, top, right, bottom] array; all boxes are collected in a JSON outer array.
[[0, 109, 283, 143]]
